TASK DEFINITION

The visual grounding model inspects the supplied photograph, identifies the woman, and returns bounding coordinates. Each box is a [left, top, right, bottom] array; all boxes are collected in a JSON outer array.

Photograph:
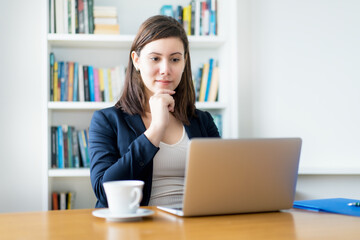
[[89, 15, 220, 208]]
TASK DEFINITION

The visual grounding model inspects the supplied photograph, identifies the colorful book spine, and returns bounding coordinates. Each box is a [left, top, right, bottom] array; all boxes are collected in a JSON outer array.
[[103, 68, 109, 102], [78, 64, 84, 101], [50, 53, 54, 101], [204, 58, 214, 101], [99, 68, 105, 101], [57, 126, 64, 169], [94, 68, 100, 101], [83, 66, 90, 101], [67, 62, 74, 101], [88, 66, 95, 101], [53, 61, 59, 101], [73, 62, 79, 101], [107, 69, 113, 102]]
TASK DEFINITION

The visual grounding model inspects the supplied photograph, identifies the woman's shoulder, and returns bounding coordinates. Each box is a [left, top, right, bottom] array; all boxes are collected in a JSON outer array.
[[92, 105, 129, 125], [194, 108, 212, 120]]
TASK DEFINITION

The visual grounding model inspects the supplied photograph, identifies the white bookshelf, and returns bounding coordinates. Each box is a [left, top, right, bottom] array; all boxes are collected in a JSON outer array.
[[42, 0, 239, 210]]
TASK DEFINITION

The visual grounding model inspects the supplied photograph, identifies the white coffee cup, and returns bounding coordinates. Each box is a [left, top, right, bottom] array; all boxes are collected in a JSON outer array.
[[103, 180, 144, 215]]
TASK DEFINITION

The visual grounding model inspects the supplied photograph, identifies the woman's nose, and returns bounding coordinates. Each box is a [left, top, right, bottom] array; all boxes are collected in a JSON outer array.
[[159, 60, 170, 75]]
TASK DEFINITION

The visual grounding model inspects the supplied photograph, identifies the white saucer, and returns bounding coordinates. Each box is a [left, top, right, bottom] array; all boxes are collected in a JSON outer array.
[[92, 208, 154, 222]]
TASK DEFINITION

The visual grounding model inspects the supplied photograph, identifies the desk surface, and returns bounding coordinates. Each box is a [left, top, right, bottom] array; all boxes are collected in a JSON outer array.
[[1, 207, 360, 240]]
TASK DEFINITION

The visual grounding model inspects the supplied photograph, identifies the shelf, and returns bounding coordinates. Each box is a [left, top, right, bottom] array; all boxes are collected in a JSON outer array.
[[48, 101, 115, 110], [49, 168, 90, 177], [47, 34, 225, 49], [48, 101, 226, 110]]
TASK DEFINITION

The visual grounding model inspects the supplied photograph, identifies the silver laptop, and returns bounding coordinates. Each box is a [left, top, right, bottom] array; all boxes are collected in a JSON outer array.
[[157, 138, 302, 217]]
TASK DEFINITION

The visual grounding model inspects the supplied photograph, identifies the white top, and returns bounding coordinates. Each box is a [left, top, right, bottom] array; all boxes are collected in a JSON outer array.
[[148, 127, 189, 207]]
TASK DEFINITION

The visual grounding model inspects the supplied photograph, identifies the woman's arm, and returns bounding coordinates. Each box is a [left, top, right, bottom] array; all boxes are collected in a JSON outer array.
[[88, 109, 159, 207]]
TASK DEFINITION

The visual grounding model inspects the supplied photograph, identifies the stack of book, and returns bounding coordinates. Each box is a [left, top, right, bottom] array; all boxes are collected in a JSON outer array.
[[49, 0, 95, 34], [51, 125, 90, 169], [50, 53, 125, 102], [52, 191, 75, 210], [93, 6, 120, 34], [193, 58, 219, 102], [160, 0, 217, 36]]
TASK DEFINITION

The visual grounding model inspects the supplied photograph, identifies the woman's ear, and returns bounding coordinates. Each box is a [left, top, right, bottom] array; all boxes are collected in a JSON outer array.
[[131, 51, 139, 71]]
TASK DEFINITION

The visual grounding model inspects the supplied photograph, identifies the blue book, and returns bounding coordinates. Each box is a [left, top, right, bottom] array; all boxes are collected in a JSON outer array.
[[57, 126, 64, 168], [88, 66, 95, 102], [204, 58, 214, 101], [59, 62, 65, 101], [73, 62, 78, 101], [293, 198, 360, 217], [160, 5, 173, 17]]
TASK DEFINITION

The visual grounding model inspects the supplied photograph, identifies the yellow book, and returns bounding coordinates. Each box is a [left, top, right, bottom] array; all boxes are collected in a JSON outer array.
[[208, 66, 219, 102], [107, 69, 113, 102], [67, 62, 74, 101], [53, 61, 58, 101], [198, 63, 209, 102], [183, 5, 191, 35], [99, 68, 105, 101]]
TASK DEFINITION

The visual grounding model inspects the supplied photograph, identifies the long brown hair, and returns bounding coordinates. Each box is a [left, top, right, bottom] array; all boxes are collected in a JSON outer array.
[[116, 15, 196, 125]]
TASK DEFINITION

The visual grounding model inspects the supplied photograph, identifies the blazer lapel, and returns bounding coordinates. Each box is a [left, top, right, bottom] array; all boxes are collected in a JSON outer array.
[[124, 114, 146, 136]]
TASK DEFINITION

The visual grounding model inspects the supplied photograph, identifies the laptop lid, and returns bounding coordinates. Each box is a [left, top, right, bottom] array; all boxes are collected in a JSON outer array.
[[159, 138, 302, 217]]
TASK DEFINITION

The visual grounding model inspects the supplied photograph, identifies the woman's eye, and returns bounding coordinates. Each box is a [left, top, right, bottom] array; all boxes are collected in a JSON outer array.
[[171, 58, 180, 62], [150, 57, 159, 61]]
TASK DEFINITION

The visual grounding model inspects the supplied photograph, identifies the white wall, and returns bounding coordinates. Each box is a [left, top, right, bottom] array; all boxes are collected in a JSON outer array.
[[249, 0, 360, 173], [0, 0, 43, 213], [243, 0, 360, 200]]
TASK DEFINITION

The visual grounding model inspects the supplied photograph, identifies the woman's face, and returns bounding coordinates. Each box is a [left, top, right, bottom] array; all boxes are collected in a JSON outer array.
[[132, 37, 185, 99]]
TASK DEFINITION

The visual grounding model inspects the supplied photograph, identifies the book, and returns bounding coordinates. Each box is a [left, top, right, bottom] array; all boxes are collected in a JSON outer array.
[[52, 192, 59, 210], [209, 0, 217, 35], [73, 62, 79, 101], [103, 68, 109, 102], [174, 6, 183, 24], [94, 24, 120, 34], [51, 126, 58, 168], [49, 53, 54, 101], [77, 0, 85, 33], [190, 0, 196, 35], [60, 192, 67, 210], [93, 6, 117, 18], [57, 126, 64, 168], [211, 113, 222, 136], [55, 0, 65, 33], [93, 68, 100, 102], [62, 125, 69, 168], [49, 0, 55, 33], [98, 68, 105, 101], [72, 128, 80, 168], [67, 126, 73, 168], [207, 65, 219, 102], [78, 64, 84, 101], [53, 61, 59, 101], [198, 62, 209, 102], [293, 198, 360, 217], [70, 0, 76, 34], [204, 58, 214, 101], [107, 69, 113, 102], [160, 5, 173, 17], [87, 0, 94, 34], [83, 0, 89, 34], [83, 66, 90, 101], [88, 66, 95, 101], [67, 62, 74, 101], [183, 5, 191, 35]]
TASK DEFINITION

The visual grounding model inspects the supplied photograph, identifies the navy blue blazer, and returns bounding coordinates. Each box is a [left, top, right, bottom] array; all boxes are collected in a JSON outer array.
[[89, 106, 220, 208]]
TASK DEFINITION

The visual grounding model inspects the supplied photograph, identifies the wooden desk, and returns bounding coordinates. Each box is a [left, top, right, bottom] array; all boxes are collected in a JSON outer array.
[[0, 207, 359, 240]]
